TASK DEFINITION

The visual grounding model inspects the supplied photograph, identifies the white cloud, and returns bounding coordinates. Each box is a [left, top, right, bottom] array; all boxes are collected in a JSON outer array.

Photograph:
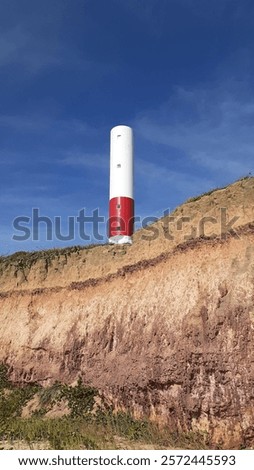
[[112, 0, 171, 36], [137, 158, 213, 188], [0, 26, 97, 75], [0, 27, 61, 73], [62, 152, 108, 170], [0, 27, 27, 64], [0, 114, 97, 136], [134, 81, 254, 179], [0, 114, 50, 132]]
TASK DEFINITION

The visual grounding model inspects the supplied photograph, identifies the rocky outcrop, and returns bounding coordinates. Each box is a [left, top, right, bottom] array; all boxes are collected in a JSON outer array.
[[0, 177, 254, 448]]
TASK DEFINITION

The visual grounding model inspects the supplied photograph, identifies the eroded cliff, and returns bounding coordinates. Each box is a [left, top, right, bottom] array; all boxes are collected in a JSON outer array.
[[0, 177, 254, 448]]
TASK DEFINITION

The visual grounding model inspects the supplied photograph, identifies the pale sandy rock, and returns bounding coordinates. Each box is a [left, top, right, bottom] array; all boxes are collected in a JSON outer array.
[[0, 178, 254, 449]]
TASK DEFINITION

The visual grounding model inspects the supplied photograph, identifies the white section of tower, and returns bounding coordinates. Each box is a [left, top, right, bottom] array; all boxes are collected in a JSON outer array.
[[109, 125, 133, 200]]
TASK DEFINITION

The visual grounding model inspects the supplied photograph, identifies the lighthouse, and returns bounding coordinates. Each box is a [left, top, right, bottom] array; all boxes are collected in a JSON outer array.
[[108, 125, 134, 244]]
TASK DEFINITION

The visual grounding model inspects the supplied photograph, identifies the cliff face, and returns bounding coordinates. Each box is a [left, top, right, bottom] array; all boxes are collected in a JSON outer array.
[[0, 178, 254, 448]]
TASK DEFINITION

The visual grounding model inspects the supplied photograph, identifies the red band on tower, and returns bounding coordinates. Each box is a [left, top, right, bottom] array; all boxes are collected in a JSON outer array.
[[109, 196, 134, 238]]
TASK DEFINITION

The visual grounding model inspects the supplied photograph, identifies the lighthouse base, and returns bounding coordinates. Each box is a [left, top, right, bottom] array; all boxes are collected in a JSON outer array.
[[109, 235, 132, 245]]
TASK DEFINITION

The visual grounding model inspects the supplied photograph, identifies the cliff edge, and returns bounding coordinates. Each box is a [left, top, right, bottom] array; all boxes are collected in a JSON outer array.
[[0, 177, 254, 448]]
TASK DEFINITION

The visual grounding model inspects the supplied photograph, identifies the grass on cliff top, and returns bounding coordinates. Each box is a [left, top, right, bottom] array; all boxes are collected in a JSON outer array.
[[183, 174, 253, 204], [1, 175, 253, 268], [0, 243, 106, 270], [0, 364, 209, 450]]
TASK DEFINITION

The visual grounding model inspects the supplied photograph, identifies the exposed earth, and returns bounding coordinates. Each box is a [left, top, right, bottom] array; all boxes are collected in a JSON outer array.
[[0, 177, 253, 449]]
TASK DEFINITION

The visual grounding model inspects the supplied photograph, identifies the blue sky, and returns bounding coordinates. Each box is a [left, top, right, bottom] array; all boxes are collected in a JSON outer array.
[[1, 0, 254, 254]]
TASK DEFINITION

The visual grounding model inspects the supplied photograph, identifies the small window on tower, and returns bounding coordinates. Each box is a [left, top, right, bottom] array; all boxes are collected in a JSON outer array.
[[117, 163, 121, 168], [117, 134, 121, 138], [117, 226, 121, 231], [116, 204, 121, 209]]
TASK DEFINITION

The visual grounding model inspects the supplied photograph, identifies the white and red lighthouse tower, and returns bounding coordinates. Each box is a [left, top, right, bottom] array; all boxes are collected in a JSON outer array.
[[109, 125, 134, 244]]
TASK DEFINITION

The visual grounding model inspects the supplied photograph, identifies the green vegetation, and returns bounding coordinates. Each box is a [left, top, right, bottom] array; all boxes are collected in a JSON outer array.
[[0, 364, 209, 450], [0, 364, 10, 389], [0, 242, 108, 272], [185, 187, 224, 204], [0, 175, 253, 267]]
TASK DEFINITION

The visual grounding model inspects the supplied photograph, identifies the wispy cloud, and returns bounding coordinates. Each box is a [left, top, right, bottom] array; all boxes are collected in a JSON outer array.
[[0, 27, 27, 65], [135, 158, 215, 215], [134, 81, 254, 180], [0, 114, 97, 135], [113, 0, 171, 36], [137, 158, 213, 190], [0, 27, 62, 73], [114, 0, 235, 35], [0, 114, 50, 132], [61, 152, 108, 170], [0, 25, 102, 76]]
